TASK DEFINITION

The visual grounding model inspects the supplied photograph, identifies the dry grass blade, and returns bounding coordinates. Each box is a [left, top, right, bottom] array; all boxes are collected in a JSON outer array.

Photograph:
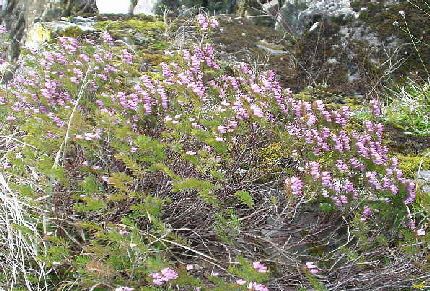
[[0, 172, 48, 290]]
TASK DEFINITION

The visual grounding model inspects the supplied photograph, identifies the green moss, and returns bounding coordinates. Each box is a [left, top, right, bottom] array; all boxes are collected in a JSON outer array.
[[258, 142, 283, 171], [56, 25, 85, 37], [397, 154, 430, 179], [93, 17, 167, 50], [293, 86, 349, 105], [94, 18, 165, 34]]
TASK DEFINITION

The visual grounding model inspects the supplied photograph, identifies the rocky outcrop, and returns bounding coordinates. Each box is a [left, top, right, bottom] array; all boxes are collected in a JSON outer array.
[[0, 0, 96, 80], [0, 0, 28, 63], [276, 0, 355, 34], [264, 0, 428, 97], [275, 0, 400, 34]]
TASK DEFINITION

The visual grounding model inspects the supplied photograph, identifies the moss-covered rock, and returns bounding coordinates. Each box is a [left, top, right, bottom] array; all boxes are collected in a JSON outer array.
[[357, 1, 430, 81], [94, 17, 165, 34]]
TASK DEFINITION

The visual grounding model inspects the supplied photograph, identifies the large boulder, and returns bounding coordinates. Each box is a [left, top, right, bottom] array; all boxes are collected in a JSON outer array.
[[276, 0, 357, 33], [0, 0, 96, 78]]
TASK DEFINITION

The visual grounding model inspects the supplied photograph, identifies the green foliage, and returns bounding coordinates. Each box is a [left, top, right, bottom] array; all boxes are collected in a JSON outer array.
[[0, 13, 428, 291], [214, 209, 241, 241], [383, 80, 430, 135], [173, 178, 220, 206], [234, 190, 254, 208]]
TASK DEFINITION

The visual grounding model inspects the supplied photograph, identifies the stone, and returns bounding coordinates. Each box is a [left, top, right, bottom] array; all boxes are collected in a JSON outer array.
[[25, 22, 52, 50], [0, 0, 94, 71], [276, 0, 357, 34], [417, 170, 430, 194], [25, 19, 96, 49]]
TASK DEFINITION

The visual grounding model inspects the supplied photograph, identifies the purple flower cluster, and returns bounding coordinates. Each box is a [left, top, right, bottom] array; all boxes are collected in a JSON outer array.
[[5, 35, 125, 131], [306, 262, 319, 274], [196, 13, 219, 31], [247, 282, 270, 291], [3, 15, 417, 229], [285, 176, 304, 196], [253, 261, 268, 273], [149, 267, 178, 285], [282, 98, 416, 218]]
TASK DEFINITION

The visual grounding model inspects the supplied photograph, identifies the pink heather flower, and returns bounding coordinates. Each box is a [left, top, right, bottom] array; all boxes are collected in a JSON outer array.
[[121, 49, 133, 65], [102, 31, 114, 45], [321, 171, 333, 188], [285, 176, 303, 196], [305, 262, 319, 274], [119, 229, 129, 235], [218, 125, 228, 133], [160, 268, 178, 280], [340, 195, 348, 204], [186, 151, 197, 155], [253, 261, 268, 273], [186, 264, 194, 270], [361, 205, 372, 221], [211, 271, 219, 276], [237, 279, 247, 285], [197, 14, 209, 30], [130, 147, 138, 153], [404, 182, 416, 204], [149, 268, 178, 285], [70, 77, 79, 84], [416, 229, 426, 236], [363, 205, 372, 216], [406, 216, 416, 229], [247, 282, 269, 291], [336, 160, 348, 172], [309, 161, 321, 179], [209, 18, 219, 28]]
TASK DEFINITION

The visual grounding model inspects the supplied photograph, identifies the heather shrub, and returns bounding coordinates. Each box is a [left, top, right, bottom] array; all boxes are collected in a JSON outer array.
[[0, 14, 428, 290]]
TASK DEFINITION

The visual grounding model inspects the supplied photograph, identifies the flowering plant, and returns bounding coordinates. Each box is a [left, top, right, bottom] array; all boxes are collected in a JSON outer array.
[[0, 13, 427, 291]]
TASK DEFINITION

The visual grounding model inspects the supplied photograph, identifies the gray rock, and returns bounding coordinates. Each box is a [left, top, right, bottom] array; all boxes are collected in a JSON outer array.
[[0, 0, 95, 80], [417, 170, 430, 194]]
